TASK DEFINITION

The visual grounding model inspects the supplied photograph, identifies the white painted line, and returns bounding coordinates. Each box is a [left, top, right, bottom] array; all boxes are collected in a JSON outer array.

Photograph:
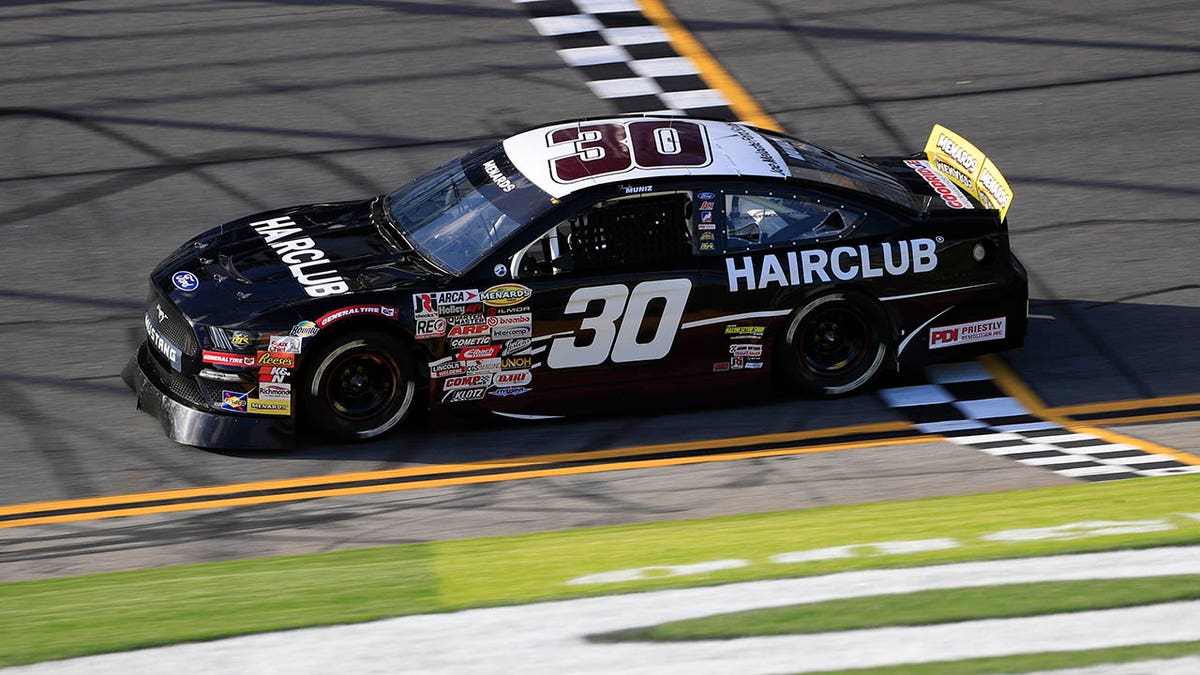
[[945, 432, 1026, 445], [599, 25, 668, 45], [530, 14, 603, 36], [21, 548, 1200, 675], [913, 419, 988, 434], [575, 0, 641, 13], [1019, 454, 1100, 466], [557, 45, 631, 67], [1057, 465, 1138, 477], [630, 56, 700, 78], [659, 89, 730, 109], [954, 396, 1028, 420], [991, 421, 1063, 433], [587, 76, 663, 98], [878, 384, 954, 407]]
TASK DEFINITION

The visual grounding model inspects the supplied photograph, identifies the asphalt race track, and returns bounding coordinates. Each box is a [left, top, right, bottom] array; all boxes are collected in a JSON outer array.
[[1, 0, 1198, 582]]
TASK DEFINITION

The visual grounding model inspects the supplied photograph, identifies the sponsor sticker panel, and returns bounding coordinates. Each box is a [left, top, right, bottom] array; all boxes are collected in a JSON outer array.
[[929, 317, 1007, 349]]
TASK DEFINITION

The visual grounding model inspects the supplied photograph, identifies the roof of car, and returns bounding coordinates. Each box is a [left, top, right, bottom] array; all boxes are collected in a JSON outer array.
[[502, 116, 792, 199]]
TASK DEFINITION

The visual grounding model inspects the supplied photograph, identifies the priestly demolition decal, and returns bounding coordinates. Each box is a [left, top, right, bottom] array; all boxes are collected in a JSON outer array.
[[516, 0, 737, 117], [878, 362, 1199, 482]]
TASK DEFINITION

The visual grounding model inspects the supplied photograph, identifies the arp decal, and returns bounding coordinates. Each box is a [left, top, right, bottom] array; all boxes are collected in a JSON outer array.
[[316, 304, 397, 329], [726, 239, 938, 292], [481, 283, 532, 308], [929, 317, 1006, 349], [231, 331, 255, 349]]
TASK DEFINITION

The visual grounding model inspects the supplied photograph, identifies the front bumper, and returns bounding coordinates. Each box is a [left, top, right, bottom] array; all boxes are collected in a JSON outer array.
[[123, 343, 294, 450]]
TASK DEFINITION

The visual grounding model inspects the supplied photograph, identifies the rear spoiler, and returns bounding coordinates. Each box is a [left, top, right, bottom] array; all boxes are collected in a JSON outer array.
[[922, 125, 1014, 221]]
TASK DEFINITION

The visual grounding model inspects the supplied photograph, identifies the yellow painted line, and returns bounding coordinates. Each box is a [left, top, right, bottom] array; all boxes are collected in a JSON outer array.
[[0, 421, 913, 518], [980, 355, 1200, 466], [0, 435, 935, 529], [637, 0, 781, 131], [1047, 393, 1200, 416]]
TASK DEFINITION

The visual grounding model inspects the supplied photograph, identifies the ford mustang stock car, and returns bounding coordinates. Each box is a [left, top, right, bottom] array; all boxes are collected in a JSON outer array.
[[123, 116, 1026, 449]]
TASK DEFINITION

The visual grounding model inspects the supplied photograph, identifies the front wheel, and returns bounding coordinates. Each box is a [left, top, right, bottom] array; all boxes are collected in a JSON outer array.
[[301, 331, 417, 441], [779, 292, 889, 396]]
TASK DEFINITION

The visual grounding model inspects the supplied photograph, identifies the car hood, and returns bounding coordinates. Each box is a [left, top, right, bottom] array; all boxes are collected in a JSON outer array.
[[151, 199, 442, 326]]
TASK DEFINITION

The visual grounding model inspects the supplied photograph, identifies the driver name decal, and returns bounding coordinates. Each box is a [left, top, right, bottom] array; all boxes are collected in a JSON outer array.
[[251, 216, 349, 297], [726, 239, 938, 292]]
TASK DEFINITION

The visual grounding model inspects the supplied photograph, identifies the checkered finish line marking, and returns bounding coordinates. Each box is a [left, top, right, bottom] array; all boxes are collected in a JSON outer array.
[[879, 359, 1200, 482], [516, 0, 779, 128], [516, 1, 1196, 480]]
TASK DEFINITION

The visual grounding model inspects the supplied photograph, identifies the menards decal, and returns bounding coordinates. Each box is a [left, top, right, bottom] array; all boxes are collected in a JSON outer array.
[[922, 124, 1014, 220]]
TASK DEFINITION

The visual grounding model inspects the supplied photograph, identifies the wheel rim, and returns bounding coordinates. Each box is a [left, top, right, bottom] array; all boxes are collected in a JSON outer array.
[[798, 305, 869, 376], [323, 350, 401, 421]]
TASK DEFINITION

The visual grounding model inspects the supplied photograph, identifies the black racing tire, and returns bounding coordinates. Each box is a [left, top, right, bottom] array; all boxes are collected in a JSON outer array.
[[779, 291, 889, 397], [301, 331, 417, 441]]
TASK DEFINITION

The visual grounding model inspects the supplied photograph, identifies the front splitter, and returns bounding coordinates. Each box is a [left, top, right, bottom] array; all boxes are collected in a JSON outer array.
[[122, 343, 294, 450]]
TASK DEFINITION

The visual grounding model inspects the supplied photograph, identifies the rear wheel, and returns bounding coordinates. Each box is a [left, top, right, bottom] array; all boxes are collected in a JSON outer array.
[[780, 292, 888, 396], [301, 331, 417, 441]]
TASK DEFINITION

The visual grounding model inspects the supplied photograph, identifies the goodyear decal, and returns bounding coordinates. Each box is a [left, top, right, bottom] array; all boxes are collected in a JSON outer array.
[[923, 124, 1014, 220]]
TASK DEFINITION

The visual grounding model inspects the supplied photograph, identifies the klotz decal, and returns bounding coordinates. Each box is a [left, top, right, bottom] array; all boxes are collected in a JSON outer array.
[[481, 283, 532, 307], [172, 271, 199, 292], [494, 263, 508, 277]]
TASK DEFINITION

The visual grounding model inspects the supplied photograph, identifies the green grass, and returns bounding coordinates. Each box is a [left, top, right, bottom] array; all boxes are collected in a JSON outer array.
[[591, 575, 1200, 641], [1, 475, 1197, 667], [815, 641, 1200, 675]]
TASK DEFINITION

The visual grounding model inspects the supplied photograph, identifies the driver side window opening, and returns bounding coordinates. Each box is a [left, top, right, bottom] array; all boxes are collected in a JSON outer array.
[[512, 191, 694, 278], [724, 192, 861, 251]]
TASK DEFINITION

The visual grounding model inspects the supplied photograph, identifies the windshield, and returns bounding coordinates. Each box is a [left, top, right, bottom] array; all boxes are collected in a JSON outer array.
[[759, 131, 920, 210], [386, 146, 550, 275]]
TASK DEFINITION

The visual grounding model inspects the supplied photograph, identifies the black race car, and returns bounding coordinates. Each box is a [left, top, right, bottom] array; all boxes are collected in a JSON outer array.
[[124, 116, 1026, 449]]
